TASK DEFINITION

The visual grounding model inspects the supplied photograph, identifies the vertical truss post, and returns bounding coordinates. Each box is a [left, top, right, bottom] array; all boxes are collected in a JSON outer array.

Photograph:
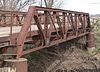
[[16, 7, 35, 58]]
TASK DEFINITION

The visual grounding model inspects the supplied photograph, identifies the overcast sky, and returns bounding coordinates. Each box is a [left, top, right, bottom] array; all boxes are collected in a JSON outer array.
[[62, 0, 100, 14]]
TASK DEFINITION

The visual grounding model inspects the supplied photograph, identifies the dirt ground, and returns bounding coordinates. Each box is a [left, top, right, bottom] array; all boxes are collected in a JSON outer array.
[[25, 41, 100, 72]]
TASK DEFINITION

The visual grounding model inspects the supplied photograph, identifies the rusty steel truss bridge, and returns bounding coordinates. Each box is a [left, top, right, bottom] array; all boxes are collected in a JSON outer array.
[[0, 6, 95, 72]]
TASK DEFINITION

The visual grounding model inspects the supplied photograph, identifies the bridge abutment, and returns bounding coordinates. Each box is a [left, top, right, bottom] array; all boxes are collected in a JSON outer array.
[[4, 58, 27, 72], [87, 32, 95, 48], [87, 32, 95, 54]]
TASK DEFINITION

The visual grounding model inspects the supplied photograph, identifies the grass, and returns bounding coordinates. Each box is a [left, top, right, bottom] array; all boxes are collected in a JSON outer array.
[[27, 51, 42, 61]]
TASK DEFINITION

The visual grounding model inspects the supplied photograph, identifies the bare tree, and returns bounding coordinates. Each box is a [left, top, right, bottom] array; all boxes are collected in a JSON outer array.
[[0, 0, 63, 11], [38, 0, 63, 8], [0, 0, 35, 11]]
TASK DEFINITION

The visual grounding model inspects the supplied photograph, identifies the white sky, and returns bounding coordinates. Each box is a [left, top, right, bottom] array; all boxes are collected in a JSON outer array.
[[62, 0, 100, 14]]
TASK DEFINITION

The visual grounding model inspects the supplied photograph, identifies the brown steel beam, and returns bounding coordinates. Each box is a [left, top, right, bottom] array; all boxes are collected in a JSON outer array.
[[0, 6, 92, 58]]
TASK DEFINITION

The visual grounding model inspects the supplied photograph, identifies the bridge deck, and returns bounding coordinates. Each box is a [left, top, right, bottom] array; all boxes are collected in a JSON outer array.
[[0, 25, 42, 37]]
